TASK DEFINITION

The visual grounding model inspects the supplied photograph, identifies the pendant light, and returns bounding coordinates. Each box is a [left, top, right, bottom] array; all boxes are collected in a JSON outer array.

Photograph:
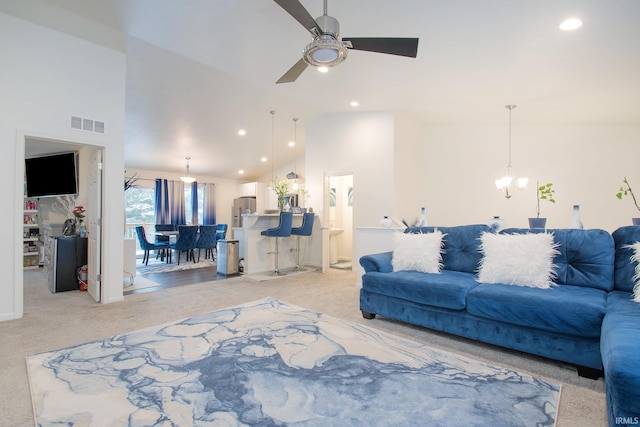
[[270, 110, 276, 187], [180, 156, 196, 184], [495, 105, 527, 198], [286, 117, 300, 190]]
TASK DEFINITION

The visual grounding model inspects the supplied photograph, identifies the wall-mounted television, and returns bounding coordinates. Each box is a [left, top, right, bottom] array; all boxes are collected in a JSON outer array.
[[25, 152, 78, 198]]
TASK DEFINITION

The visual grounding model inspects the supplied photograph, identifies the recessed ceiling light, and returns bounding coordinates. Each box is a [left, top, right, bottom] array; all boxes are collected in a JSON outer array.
[[238, 169, 244, 175], [559, 18, 582, 31], [350, 101, 359, 107], [238, 129, 246, 136], [288, 141, 295, 147], [261, 157, 268, 162], [317, 66, 329, 73]]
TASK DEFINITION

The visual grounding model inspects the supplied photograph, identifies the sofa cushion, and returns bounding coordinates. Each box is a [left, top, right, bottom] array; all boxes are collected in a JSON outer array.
[[601, 290, 640, 417], [500, 228, 614, 291], [466, 283, 607, 338], [361, 270, 480, 310], [612, 226, 640, 293], [406, 224, 489, 274], [392, 230, 444, 273], [477, 232, 559, 289]]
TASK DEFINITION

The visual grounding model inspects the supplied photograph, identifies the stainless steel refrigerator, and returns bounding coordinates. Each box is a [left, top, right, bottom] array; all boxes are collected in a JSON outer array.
[[232, 197, 256, 228]]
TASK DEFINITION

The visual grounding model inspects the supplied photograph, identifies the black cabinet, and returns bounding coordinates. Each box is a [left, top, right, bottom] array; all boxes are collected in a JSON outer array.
[[47, 236, 87, 293]]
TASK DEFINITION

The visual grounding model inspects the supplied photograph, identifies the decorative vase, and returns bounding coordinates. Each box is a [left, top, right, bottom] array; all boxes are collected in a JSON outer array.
[[417, 207, 427, 227], [379, 216, 392, 228], [528, 217, 547, 229], [488, 216, 505, 232], [278, 196, 285, 212], [79, 220, 87, 238], [570, 205, 583, 229], [633, 218, 640, 226]]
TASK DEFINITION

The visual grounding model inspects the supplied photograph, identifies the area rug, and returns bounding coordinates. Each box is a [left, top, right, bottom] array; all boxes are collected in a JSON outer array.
[[27, 298, 560, 426], [136, 258, 216, 275]]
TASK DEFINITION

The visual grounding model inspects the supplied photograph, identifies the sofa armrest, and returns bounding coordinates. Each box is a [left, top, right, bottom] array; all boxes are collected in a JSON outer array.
[[360, 252, 394, 273]]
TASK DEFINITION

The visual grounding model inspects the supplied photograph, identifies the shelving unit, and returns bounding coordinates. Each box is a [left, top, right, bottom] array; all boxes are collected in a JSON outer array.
[[23, 198, 40, 269]]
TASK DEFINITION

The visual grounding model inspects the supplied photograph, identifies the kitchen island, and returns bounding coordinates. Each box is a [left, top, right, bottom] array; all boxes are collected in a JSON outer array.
[[232, 213, 323, 275]]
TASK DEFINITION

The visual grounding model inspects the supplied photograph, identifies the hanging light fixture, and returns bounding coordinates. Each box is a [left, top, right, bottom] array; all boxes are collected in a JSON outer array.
[[180, 156, 196, 184], [495, 105, 527, 198], [286, 117, 300, 190], [269, 110, 276, 187]]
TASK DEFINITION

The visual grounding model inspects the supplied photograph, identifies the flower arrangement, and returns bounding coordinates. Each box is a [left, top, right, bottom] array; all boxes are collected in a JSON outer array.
[[72, 206, 86, 219], [272, 176, 291, 210], [616, 177, 640, 212]]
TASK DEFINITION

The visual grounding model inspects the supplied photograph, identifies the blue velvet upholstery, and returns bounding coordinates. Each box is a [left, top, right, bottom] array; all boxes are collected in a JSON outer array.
[[196, 225, 217, 262], [216, 224, 228, 241], [261, 212, 293, 237], [363, 270, 479, 310], [135, 226, 170, 265], [291, 212, 314, 236], [407, 225, 489, 273], [500, 228, 615, 291], [170, 225, 198, 265], [601, 290, 640, 425], [467, 284, 607, 338], [360, 224, 614, 373], [612, 225, 640, 292]]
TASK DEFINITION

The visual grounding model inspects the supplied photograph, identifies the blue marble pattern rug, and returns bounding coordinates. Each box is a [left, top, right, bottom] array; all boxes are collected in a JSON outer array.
[[27, 298, 560, 426]]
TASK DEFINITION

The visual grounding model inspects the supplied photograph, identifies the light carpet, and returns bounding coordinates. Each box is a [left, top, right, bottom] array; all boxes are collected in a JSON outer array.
[[245, 267, 318, 282], [27, 297, 560, 426]]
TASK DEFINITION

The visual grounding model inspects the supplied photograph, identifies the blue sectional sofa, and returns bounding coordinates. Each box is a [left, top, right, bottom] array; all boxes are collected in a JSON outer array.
[[360, 224, 640, 426], [601, 226, 640, 425]]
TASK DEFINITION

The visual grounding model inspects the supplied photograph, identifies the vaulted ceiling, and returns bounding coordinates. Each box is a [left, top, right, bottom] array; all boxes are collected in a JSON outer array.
[[7, 0, 640, 180]]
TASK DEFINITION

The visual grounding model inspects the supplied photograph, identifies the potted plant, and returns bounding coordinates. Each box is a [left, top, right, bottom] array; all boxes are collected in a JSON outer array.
[[272, 176, 291, 211], [615, 177, 640, 225], [529, 181, 555, 229]]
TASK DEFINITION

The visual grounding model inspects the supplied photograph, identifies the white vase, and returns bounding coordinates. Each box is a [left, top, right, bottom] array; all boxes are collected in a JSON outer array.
[[379, 216, 392, 228], [570, 205, 583, 229], [488, 216, 505, 232], [417, 207, 427, 227]]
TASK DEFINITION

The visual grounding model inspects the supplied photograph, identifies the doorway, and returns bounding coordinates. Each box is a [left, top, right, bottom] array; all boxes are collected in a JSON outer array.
[[19, 134, 104, 314], [324, 174, 354, 270]]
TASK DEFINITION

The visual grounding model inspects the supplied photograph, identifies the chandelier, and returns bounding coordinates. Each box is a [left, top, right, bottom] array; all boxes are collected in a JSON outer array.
[[495, 105, 527, 198], [180, 156, 196, 184]]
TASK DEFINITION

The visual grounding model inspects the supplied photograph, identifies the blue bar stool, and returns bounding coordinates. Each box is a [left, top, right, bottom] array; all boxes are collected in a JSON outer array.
[[260, 212, 293, 275], [290, 212, 314, 271]]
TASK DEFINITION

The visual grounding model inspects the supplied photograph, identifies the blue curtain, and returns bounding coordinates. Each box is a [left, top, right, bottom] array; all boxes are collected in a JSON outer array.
[[155, 179, 186, 225], [154, 179, 170, 224], [190, 181, 198, 225], [169, 180, 186, 225], [203, 183, 216, 225]]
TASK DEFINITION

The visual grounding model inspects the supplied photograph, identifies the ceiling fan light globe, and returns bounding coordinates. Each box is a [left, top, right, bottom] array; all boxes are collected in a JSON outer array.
[[303, 36, 348, 67]]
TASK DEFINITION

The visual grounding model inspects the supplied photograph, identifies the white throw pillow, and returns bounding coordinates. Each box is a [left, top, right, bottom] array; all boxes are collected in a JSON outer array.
[[392, 231, 444, 273], [477, 232, 559, 289], [627, 242, 640, 303]]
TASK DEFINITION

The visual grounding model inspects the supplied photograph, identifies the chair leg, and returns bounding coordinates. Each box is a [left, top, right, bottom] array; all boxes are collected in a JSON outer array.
[[191, 249, 196, 263], [197, 248, 201, 263], [177, 251, 181, 265], [144, 250, 149, 265]]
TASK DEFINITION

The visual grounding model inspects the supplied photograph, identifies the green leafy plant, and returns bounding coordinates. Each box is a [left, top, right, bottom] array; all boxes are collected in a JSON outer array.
[[536, 181, 556, 218], [616, 177, 640, 212]]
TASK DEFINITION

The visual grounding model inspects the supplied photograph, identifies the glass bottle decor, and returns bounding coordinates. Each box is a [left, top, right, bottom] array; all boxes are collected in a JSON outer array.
[[570, 205, 584, 229], [417, 207, 427, 227], [380, 216, 392, 228], [488, 216, 505, 232]]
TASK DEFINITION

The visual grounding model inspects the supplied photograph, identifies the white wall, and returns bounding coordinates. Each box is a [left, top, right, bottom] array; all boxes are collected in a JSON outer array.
[[422, 125, 640, 232], [1, 12, 126, 320]]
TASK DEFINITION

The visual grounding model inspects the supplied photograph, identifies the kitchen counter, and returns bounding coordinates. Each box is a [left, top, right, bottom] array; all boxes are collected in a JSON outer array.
[[232, 213, 323, 274]]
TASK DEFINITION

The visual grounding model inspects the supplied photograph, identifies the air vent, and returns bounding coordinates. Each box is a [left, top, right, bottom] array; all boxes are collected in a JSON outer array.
[[70, 115, 106, 134]]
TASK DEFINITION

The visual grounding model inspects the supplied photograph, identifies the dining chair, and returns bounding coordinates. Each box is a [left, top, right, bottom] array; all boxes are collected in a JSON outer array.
[[196, 225, 217, 263], [170, 225, 198, 265], [216, 224, 228, 240], [135, 226, 170, 266], [260, 212, 293, 275], [154, 224, 175, 261]]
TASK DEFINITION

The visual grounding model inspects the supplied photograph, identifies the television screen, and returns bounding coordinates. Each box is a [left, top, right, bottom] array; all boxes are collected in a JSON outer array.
[[25, 152, 78, 198]]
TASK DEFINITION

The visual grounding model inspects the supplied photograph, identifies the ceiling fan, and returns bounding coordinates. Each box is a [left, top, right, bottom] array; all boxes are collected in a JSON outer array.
[[274, 0, 419, 83]]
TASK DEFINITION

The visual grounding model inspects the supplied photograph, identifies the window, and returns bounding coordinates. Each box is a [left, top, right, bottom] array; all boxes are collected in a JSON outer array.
[[125, 186, 155, 225]]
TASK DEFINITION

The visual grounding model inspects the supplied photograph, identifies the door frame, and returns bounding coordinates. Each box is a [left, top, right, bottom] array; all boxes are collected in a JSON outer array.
[[15, 130, 105, 316], [321, 171, 354, 272]]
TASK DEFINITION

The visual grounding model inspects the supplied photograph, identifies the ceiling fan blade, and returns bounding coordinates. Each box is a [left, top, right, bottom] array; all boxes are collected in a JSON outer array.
[[276, 58, 309, 84], [274, 0, 320, 36], [342, 37, 419, 58]]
